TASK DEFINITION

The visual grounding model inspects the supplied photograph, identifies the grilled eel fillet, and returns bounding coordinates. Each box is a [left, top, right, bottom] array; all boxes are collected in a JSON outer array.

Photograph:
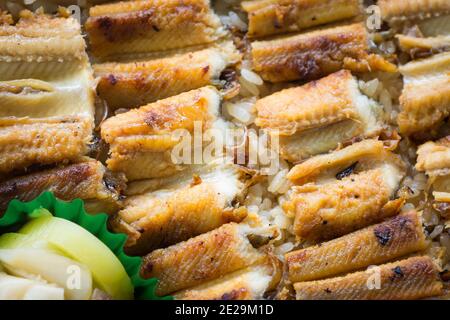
[[110, 163, 248, 256], [101, 86, 222, 181], [0, 13, 93, 117], [284, 139, 405, 241], [284, 165, 405, 242], [294, 256, 443, 300], [174, 257, 282, 300], [417, 136, 450, 176], [0, 117, 92, 175], [379, 0, 450, 25], [0, 10, 90, 83], [0, 10, 95, 174], [0, 9, 87, 68], [250, 22, 397, 83], [141, 223, 276, 296], [417, 136, 450, 212], [286, 211, 428, 282], [241, 0, 361, 38], [0, 160, 124, 215], [85, 0, 225, 59], [286, 139, 405, 184], [94, 42, 240, 110], [380, 0, 450, 56], [398, 52, 450, 135], [255, 70, 383, 162]]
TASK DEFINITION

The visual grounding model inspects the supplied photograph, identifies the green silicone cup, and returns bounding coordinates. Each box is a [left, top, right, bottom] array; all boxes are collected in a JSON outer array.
[[0, 191, 172, 300]]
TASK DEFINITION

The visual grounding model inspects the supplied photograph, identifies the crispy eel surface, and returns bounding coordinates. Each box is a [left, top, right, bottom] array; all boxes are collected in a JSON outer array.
[[141, 223, 270, 296], [294, 256, 443, 300], [0, 160, 125, 215], [417, 136, 450, 175], [242, 0, 361, 38], [398, 52, 450, 135], [255, 70, 382, 162], [0, 9, 87, 64], [251, 23, 396, 83], [86, 0, 225, 59], [287, 139, 404, 184], [0, 10, 94, 174], [379, 0, 450, 23], [380, 0, 450, 56], [101, 86, 222, 180], [95, 42, 240, 110], [110, 163, 247, 256], [286, 211, 428, 282], [0, 118, 92, 175], [416, 136, 450, 211], [284, 165, 405, 242], [174, 256, 282, 300], [255, 70, 364, 134]]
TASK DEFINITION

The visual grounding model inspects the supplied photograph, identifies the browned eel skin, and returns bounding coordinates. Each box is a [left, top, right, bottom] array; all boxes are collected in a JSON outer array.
[[174, 256, 283, 300], [0, 10, 94, 174], [100, 86, 221, 180], [0, 9, 87, 64], [242, 0, 361, 38], [379, 0, 450, 24], [294, 256, 443, 300], [255, 70, 367, 134], [141, 223, 272, 296], [251, 22, 396, 83], [416, 136, 450, 215], [379, 0, 450, 57], [286, 139, 405, 185], [0, 160, 125, 215], [283, 138, 405, 242], [286, 211, 428, 282], [110, 163, 248, 256], [0, 118, 92, 176], [416, 136, 450, 175], [94, 43, 240, 110], [397, 52, 450, 136], [254, 70, 383, 162], [85, 0, 225, 59], [284, 167, 405, 242]]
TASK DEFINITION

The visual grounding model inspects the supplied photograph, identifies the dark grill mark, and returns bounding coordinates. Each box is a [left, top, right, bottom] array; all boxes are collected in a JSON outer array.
[[336, 162, 358, 180], [390, 266, 404, 281], [142, 261, 153, 274], [98, 16, 113, 35], [374, 225, 393, 246], [273, 18, 282, 29], [108, 74, 117, 85]]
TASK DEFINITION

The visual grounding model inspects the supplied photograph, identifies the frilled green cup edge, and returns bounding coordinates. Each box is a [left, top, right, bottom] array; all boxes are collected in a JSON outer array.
[[0, 191, 172, 300]]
